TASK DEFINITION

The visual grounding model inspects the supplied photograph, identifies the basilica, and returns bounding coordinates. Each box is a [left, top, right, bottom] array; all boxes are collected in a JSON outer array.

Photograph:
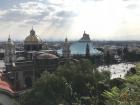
[[1, 29, 101, 94], [4, 28, 59, 90], [58, 31, 101, 56]]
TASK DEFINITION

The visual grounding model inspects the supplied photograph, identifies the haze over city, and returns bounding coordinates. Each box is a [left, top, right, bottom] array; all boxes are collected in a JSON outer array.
[[0, 0, 140, 41]]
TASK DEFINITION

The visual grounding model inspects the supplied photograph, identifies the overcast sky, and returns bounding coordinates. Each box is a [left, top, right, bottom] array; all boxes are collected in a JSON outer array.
[[0, 0, 140, 41]]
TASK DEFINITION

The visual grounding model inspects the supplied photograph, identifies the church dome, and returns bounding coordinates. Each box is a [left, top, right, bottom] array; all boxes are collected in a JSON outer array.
[[24, 29, 42, 45], [79, 31, 90, 42]]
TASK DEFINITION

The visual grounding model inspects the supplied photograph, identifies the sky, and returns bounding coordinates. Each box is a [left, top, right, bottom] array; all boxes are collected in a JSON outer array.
[[0, 0, 140, 41]]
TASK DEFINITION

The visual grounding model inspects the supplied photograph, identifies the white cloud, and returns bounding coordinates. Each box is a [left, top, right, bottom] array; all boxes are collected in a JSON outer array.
[[47, 0, 64, 5], [14, 1, 48, 15], [0, 0, 140, 40], [0, 10, 7, 17]]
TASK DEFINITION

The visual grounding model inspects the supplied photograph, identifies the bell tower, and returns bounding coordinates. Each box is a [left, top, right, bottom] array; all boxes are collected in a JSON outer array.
[[62, 37, 71, 58], [4, 35, 15, 71]]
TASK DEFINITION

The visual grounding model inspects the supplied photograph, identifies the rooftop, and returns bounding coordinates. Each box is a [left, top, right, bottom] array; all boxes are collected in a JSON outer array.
[[79, 31, 90, 42]]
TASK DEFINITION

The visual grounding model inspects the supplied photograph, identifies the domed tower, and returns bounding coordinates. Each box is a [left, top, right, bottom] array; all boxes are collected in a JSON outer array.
[[62, 37, 71, 58], [4, 35, 16, 71], [79, 31, 90, 42], [24, 28, 42, 51]]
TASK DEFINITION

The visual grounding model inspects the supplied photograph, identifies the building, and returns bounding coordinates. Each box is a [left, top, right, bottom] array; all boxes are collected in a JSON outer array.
[[4, 35, 16, 71], [4, 28, 59, 90], [62, 38, 71, 58], [24, 28, 42, 51], [79, 31, 90, 42], [58, 31, 101, 57], [0, 80, 15, 105]]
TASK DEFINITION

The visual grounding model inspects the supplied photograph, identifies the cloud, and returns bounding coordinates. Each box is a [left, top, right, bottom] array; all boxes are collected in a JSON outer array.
[[0, 0, 140, 40], [0, 1, 76, 24], [122, 0, 137, 1], [43, 10, 77, 28], [0, 1, 51, 23], [47, 0, 64, 5], [0, 10, 7, 17], [126, 4, 138, 9], [123, 0, 129, 1], [83, 0, 103, 1], [56, 10, 77, 18], [24, 19, 39, 25], [0, 10, 28, 22], [0, 0, 35, 10], [81, 0, 104, 2], [19, 2, 48, 15]]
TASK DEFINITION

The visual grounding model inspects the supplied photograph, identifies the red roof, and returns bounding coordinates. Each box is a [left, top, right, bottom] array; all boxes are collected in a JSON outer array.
[[0, 80, 14, 93]]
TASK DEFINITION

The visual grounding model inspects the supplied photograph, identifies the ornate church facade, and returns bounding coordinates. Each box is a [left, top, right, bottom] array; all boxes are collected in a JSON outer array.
[[4, 28, 59, 90]]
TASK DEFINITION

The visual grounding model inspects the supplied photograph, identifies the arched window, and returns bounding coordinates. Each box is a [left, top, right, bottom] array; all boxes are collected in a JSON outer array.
[[25, 76, 32, 88]]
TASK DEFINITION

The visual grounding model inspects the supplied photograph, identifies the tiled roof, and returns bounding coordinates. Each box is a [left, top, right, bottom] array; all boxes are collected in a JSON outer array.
[[0, 80, 14, 93]]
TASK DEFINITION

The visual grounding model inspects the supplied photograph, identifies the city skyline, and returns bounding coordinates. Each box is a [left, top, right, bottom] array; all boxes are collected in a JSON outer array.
[[0, 0, 140, 41]]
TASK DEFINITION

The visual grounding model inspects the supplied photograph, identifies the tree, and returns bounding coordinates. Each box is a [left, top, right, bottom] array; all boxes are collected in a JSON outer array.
[[123, 46, 129, 61], [56, 59, 111, 105], [103, 87, 129, 105], [103, 62, 140, 105], [21, 59, 111, 105], [21, 72, 72, 105], [117, 48, 122, 57], [103, 86, 140, 105], [104, 51, 111, 65], [109, 78, 125, 89]]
